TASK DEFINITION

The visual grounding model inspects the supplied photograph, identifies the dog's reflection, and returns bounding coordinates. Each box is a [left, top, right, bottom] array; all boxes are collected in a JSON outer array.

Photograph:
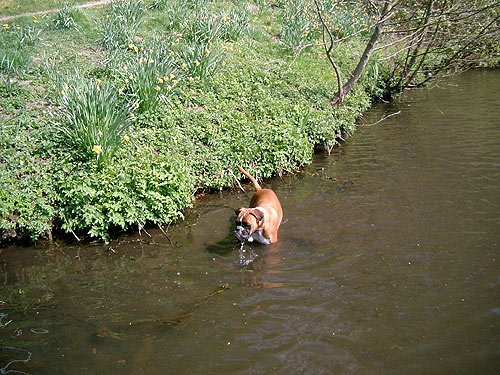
[[205, 232, 285, 289]]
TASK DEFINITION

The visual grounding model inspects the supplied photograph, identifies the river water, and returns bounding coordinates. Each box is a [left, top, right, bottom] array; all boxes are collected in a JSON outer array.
[[1, 70, 499, 374]]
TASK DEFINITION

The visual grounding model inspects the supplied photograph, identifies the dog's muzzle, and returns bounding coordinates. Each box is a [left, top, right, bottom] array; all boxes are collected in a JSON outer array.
[[234, 225, 250, 241]]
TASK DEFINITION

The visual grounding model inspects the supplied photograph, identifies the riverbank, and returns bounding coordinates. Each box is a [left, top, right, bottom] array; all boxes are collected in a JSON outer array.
[[4, 0, 495, 244], [1, 0, 384, 243]]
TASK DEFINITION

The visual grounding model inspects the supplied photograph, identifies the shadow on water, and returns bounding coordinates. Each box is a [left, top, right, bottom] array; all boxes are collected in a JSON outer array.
[[1, 70, 500, 374], [205, 230, 240, 257]]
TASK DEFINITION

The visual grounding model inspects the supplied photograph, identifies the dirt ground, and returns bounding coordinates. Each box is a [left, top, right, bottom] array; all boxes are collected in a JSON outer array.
[[0, 0, 109, 22]]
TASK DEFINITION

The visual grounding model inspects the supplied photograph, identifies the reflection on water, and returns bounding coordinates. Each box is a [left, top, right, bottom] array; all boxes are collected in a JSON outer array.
[[1, 70, 499, 374]]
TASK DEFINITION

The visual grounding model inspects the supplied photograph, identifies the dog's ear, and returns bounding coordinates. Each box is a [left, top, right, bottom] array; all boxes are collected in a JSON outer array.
[[235, 208, 243, 216], [252, 209, 265, 224]]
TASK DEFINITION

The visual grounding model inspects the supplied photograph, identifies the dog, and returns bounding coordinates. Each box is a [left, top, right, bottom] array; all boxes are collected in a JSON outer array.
[[234, 165, 283, 245]]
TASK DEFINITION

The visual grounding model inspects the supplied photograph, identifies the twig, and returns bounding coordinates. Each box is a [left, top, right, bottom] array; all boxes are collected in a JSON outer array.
[[158, 223, 171, 243], [359, 111, 401, 126], [137, 220, 151, 237], [229, 168, 246, 192], [70, 230, 80, 242], [57, 247, 66, 256]]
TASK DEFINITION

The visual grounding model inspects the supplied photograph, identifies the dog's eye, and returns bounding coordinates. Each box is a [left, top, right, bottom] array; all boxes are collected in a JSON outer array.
[[242, 222, 250, 228]]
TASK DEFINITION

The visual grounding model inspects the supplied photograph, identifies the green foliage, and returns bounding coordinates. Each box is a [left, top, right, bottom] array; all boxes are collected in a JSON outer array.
[[148, 0, 189, 29], [278, 0, 373, 49], [0, 116, 56, 241], [8, 24, 42, 48], [0, 50, 30, 92], [0, 22, 41, 91], [323, 1, 373, 40], [56, 73, 132, 167], [0, 0, 382, 243], [56, 144, 194, 241], [182, 10, 223, 44], [218, 8, 250, 41], [279, 0, 315, 49], [6, 0, 494, 244]]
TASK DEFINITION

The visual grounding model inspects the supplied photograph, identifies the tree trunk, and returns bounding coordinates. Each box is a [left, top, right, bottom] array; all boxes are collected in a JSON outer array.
[[332, 1, 392, 105]]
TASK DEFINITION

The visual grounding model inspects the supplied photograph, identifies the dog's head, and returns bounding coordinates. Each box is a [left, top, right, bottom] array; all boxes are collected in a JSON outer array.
[[234, 208, 264, 242]]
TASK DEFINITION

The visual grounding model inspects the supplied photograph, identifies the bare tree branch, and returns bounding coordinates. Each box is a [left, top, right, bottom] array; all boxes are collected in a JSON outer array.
[[313, 0, 343, 102]]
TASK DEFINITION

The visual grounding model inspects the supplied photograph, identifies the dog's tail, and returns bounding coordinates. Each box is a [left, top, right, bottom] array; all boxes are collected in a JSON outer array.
[[237, 165, 261, 191]]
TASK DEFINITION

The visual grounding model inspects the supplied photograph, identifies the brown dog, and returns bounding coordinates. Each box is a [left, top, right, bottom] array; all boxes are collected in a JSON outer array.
[[234, 165, 283, 245]]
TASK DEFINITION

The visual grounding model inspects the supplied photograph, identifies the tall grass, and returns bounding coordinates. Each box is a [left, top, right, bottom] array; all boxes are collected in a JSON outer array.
[[113, 37, 179, 113], [182, 10, 222, 44], [280, 0, 314, 49], [177, 40, 224, 82], [148, 0, 189, 30], [98, 0, 145, 50], [0, 50, 30, 92], [52, 2, 80, 31], [218, 7, 250, 41], [0, 22, 40, 91], [57, 74, 131, 167]]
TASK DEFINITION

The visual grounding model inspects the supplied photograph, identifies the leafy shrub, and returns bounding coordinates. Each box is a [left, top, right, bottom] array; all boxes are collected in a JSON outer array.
[[56, 143, 194, 241], [56, 74, 132, 167], [0, 117, 56, 241]]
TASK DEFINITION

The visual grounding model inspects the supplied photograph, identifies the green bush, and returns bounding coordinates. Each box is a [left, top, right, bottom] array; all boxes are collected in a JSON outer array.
[[0, 117, 56, 241], [56, 143, 194, 241]]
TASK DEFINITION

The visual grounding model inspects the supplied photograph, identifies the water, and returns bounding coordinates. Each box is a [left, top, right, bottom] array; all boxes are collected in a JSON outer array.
[[1, 70, 499, 374]]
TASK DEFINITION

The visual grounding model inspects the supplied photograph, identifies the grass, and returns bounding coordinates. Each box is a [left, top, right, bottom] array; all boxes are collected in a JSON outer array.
[[0, 0, 388, 243]]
